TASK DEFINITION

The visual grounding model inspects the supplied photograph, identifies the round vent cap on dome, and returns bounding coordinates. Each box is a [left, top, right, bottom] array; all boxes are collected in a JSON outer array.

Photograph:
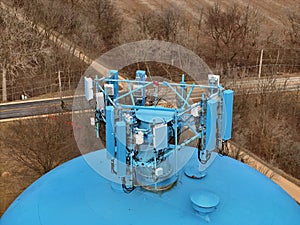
[[190, 190, 220, 214]]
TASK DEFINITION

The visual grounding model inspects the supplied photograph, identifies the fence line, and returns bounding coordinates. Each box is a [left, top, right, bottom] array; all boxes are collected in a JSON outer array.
[[215, 63, 300, 78], [1, 64, 299, 102]]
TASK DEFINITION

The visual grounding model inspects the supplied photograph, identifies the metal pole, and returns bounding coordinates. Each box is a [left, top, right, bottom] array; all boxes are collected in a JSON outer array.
[[58, 70, 62, 100], [275, 49, 280, 74], [2, 67, 7, 102], [258, 49, 264, 79]]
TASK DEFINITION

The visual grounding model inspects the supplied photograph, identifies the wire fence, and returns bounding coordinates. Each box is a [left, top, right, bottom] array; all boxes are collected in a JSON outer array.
[[214, 63, 300, 78], [1, 64, 300, 102], [212, 47, 300, 77], [0, 70, 84, 101]]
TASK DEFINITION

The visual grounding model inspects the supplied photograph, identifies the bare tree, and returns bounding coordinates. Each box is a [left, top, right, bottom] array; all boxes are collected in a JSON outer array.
[[0, 3, 86, 101], [233, 78, 300, 179], [1, 114, 80, 175], [135, 8, 180, 42], [11, 0, 24, 8], [0, 10, 51, 101], [287, 12, 300, 72], [156, 9, 179, 42], [136, 12, 152, 39], [195, 7, 204, 45], [28, 0, 81, 35], [287, 12, 300, 47], [85, 0, 122, 48], [205, 3, 261, 68]]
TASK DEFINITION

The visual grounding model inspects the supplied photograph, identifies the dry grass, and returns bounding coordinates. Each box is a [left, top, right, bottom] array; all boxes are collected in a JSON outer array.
[[0, 123, 39, 215]]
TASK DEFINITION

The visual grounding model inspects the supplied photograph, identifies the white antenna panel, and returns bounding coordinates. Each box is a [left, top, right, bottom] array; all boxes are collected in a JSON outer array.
[[96, 92, 105, 111], [104, 84, 114, 96], [153, 124, 168, 150], [84, 77, 94, 101]]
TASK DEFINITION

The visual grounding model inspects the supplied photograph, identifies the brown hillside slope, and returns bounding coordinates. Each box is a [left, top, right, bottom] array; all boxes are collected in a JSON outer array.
[[115, 0, 300, 32]]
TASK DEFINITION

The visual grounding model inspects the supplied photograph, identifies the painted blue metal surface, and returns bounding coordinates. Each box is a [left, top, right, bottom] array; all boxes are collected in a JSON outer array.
[[1, 149, 299, 225], [136, 70, 146, 80], [222, 90, 234, 141], [106, 106, 115, 158], [205, 99, 217, 151], [135, 70, 146, 105], [135, 108, 175, 123], [190, 190, 220, 208], [190, 190, 220, 220], [116, 121, 127, 176]]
